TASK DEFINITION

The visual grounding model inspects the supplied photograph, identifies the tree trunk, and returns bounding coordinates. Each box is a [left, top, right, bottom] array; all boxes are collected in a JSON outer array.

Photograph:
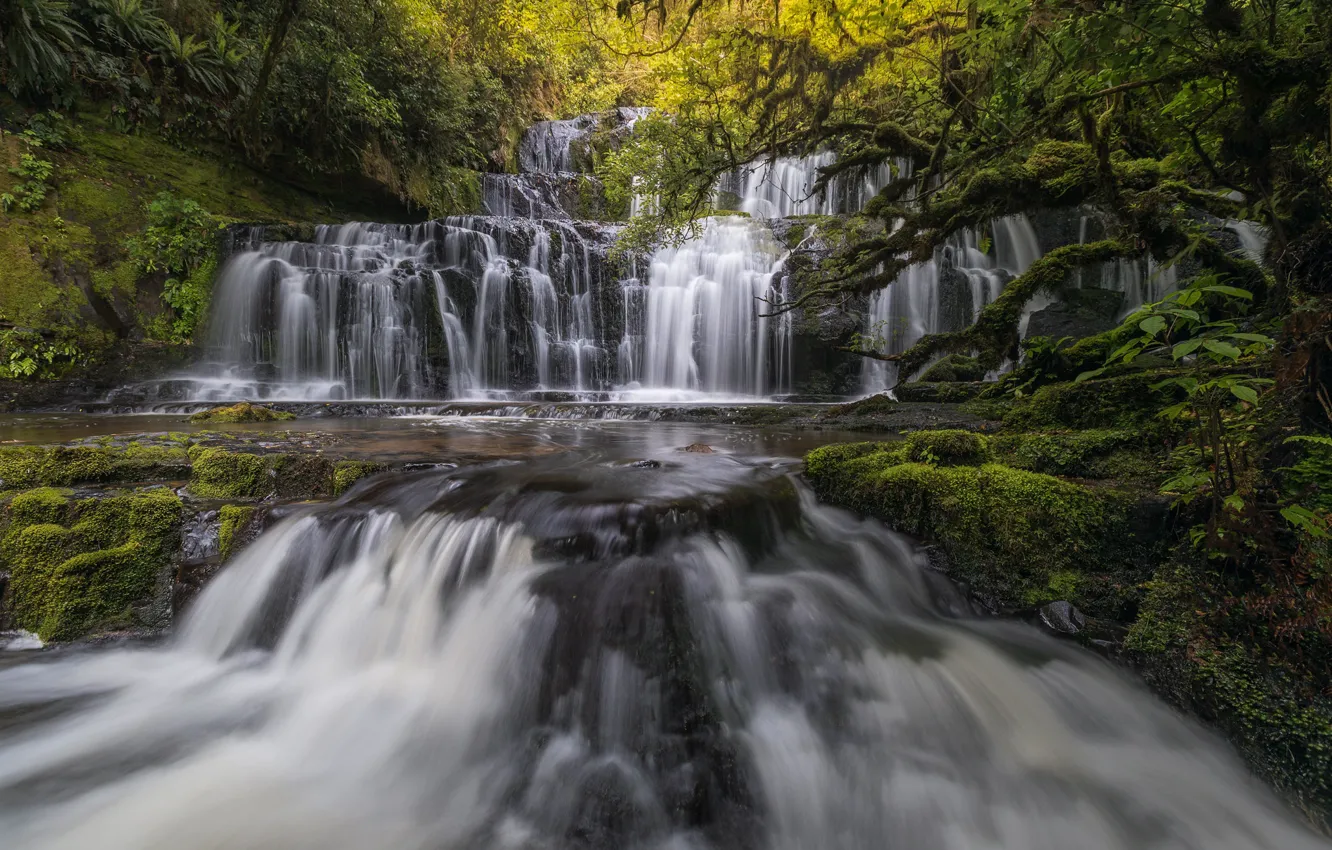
[[242, 0, 302, 158]]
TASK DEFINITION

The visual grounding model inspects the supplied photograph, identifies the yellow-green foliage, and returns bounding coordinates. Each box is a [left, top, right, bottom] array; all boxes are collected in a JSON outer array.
[[2, 488, 181, 641], [334, 461, 388, 495], [217, 505, 255, 558], [187, 447, 269, 499], [189, 403, 296, 423], [1, 109, 390, 350], [805, 443, 1156, 616]]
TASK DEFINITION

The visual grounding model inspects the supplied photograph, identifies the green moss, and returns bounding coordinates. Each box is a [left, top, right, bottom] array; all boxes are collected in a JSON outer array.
[[1003, 372, 1186, 431], [272, 454, 334, 499], [2, 488, 181, 641], [904, 429, 988, 465], [919, 354, 986, 383], [986, 429, 1159, 480], [0, 443, 192, 488], [805, 446, 1158, 617], [8, 486, 72, 525], [217, 504, 255, 558], [188, 447, 269, 499], [115, 444, 192, 479], [1129, 557, 1332, 820], [333, 460, 388, 496], [189, 402, 296, 423]]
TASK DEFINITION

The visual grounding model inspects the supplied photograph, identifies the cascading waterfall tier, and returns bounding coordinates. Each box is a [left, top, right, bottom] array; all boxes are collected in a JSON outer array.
[[0, 454, 1325, 850], [115, 217, 628, 402], [118, 133, 910, 403], [861, 214, 1043, 392], [635, 153, 902, 398]]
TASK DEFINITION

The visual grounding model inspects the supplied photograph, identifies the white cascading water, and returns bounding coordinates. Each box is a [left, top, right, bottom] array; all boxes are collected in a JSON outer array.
[[861, 215, 1043, 392], [0, 455, 1326, 850], [636, 154, 901, 398]]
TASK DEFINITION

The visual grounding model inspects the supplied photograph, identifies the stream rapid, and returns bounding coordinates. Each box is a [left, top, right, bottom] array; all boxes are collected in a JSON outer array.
[[0, 421, 1325, 850]]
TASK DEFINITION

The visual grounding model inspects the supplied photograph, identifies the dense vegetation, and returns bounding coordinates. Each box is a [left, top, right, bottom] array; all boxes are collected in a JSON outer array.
[[4, 0, 1332, 822]]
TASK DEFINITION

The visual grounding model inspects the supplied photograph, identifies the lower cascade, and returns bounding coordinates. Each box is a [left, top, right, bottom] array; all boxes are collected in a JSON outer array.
[[0, 454, 1323, 849]]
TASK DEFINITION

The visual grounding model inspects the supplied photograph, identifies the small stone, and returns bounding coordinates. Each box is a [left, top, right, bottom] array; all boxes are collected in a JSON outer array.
[[681, 443, 715, 454], [1039, 600, 1086, 635], [631, 459, 662, 468]]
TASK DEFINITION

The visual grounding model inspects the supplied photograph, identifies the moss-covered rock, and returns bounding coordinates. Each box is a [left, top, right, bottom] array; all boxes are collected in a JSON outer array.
[[1, 488, 181, 641], [1129, 559, 1332, 823], [217, 504, 256, 558], [1003, 371, 1187, 431], [987, 429, 1161, 480], [189, 403, 296, 423], [0, 443, 191, 488], [333, 460, 387, 495], [919, 354, 987, 383], [903, 429, 989, 465], [272, 454, 335, 499], [187, 446, 269, 499], [805, 443, 1163, 618]]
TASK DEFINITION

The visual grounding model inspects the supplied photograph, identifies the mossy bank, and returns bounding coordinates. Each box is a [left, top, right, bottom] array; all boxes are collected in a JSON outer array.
[[0, 433, 400, 643], [806, 413, 1332, 826]]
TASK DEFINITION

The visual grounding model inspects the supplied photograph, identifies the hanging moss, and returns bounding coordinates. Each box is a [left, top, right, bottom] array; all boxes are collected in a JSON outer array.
[[2, 488, 182, 641]]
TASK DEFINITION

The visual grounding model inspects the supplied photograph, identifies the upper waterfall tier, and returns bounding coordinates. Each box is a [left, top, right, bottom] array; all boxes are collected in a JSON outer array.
[[519, 107, 651, 175], [113, 127, 1196, 403]]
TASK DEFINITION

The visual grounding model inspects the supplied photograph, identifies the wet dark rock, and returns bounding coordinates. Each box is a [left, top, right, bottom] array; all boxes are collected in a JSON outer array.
[[1026, 287, 1125, 341], [937, 249, 974, 333], [1039, 600, 1086, 635], [631, 459, 662, 469]]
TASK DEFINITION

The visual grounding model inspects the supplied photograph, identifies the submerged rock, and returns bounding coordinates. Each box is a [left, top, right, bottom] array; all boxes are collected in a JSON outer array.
[[682, 443, 716, 454]]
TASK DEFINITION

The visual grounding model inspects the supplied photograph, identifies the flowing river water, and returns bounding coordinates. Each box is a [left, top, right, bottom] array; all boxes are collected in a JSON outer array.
[[0, 414, 1327, 850]]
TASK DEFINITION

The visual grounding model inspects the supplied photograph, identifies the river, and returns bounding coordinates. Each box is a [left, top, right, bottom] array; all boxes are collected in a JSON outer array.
[[0, 414, 1326, 849]]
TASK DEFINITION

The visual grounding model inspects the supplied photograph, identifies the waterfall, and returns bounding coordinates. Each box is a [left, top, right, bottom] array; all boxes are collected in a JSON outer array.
[[861, 215, 1042, 392], [164, 217, 625, 402], [638, 219, 787, 396], [722, 152, 899, 218], [632, 153, 902, 398], [1, 456, 1324, 849], [1075, 213, 1182, 320]]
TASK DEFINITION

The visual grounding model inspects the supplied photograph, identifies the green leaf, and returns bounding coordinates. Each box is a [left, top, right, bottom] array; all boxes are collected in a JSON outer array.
[[1202, 285, 1254, 300], [1225, 332, 1274, 344], [1230, 384, 1259, 404], [1165, 308, 1201, 322], [1281, 505, 1329, 539], [1171, 338, 1203, 359], [1139, 315, 1167, 336], [1203, 339, 1242, 360], [1074, 367, 1106, 383]]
